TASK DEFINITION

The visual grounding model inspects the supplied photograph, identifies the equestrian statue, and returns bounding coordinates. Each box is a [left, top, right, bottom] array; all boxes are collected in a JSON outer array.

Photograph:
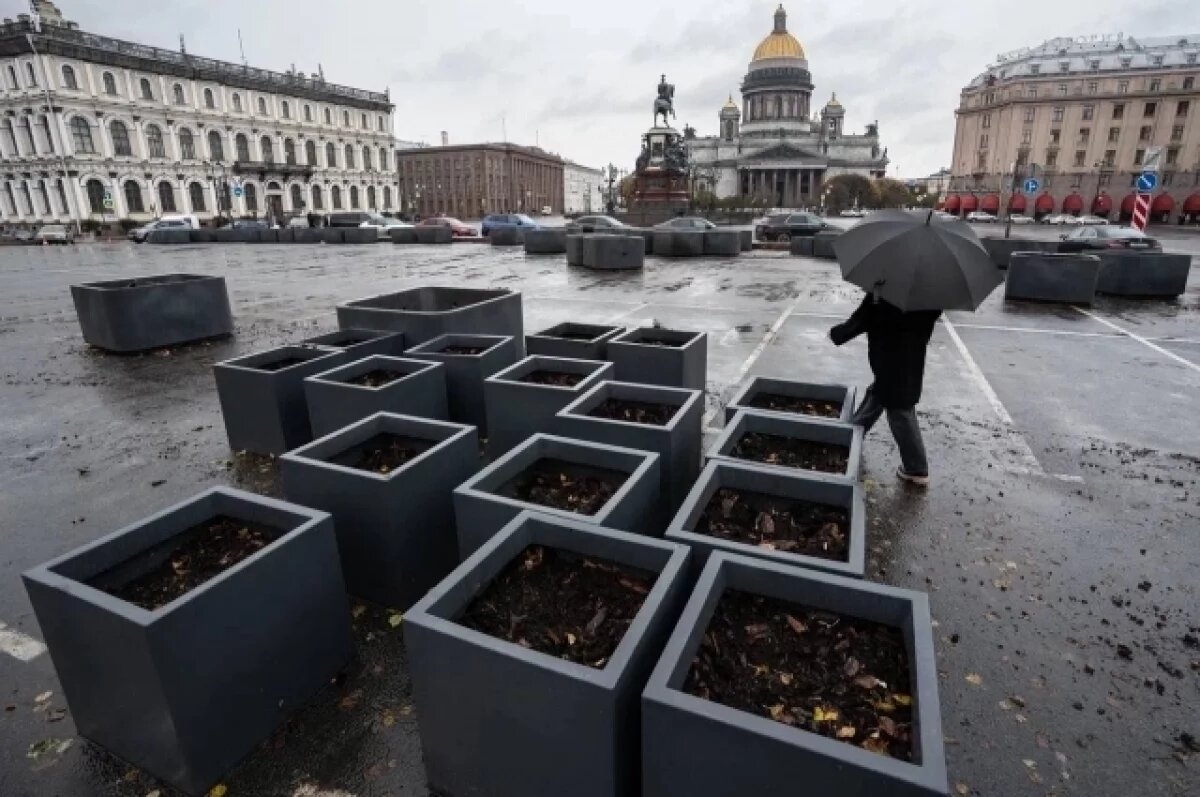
[[653, 74, 676, 128]]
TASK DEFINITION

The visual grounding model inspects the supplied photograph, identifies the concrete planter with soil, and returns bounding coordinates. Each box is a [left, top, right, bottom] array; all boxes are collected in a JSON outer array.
[[483, 355, 614, 456], [22, 487, 351, 797], [607, 326, 707, 391], [665, 460, 865, 578], [213, 345, 347, 455], [336, 287, 524, 352], [1005, 253, 1101, 305], [404, 333, 520, 433], [299, 327, 407, 358], [405, 511, 690, 797], [414, 226, 453, 244], [70, 274, 234, 353], [642, 552, 947, 797], [583, 234, 646, 270], [524, 228, 568, 254], [725, 377, 855, 424], [304, 355, 448, 438], [703, 229, 742, 256], [708, 410, 862, 483], [1096, 252, 1191, 298], [453, 433, 661, 557], [280, 413, 479, 609], [526, 322, 625, 360]]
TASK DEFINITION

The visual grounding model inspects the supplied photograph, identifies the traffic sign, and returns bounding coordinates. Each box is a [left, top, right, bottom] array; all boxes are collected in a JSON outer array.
[[1135, 172, 1158, 193], [232, 186, 244, 198], [1142, 146, 1162, 173], [1023, 178, 1040, 194]]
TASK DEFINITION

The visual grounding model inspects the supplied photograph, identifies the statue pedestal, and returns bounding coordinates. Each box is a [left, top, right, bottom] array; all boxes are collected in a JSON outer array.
[[627, 126, 690, 226]]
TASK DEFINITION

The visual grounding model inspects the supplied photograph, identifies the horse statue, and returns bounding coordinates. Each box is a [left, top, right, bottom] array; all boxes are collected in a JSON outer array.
[[653, 73, 676, 127]]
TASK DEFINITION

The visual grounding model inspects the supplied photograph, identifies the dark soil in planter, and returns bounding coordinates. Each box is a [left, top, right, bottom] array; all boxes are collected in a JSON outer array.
[[457, 545, 653, 668], [439, 345, 488, 355], [347, 369, 407, 388], [518, 370, 585, 387], [497, 458, 627, 515], [90, 516, 284, 611], [254, 357, 309, 372], [635, 336, 686, 348], [696, 488, 850, 560], [587, 398, 675, 426], [747, 392, 842, 419], [324, 337, 371, 348], [549, 329, 603, 341], [684, 590, 914, 761], [328, 432, 436, 474], [731, 432, 849, 474]]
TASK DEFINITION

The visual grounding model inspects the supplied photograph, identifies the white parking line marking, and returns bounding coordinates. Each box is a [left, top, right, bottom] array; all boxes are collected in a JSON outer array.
[[604, 302, 649, 323], [950, 322, 1120, 339], [0, 622, 47, 662], [1073, 308, 1200, 375]]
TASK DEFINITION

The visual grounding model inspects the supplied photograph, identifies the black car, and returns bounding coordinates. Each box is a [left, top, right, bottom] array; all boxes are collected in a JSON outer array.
[[758, 212, 829, 242], [1057, 225, 1162, 253]]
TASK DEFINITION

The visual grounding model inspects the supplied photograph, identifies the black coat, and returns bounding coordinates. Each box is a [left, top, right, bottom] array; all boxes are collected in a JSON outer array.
[[831, 295, 941, 409]]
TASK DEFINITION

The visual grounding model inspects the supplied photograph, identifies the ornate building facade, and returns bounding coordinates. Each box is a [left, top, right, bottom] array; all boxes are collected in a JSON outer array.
[[0, 1, 400, 228], [686, 5, 888, 207]]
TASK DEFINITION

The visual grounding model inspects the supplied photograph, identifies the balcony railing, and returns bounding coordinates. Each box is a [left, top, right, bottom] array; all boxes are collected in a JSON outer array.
[[231, 160, 314, 178]]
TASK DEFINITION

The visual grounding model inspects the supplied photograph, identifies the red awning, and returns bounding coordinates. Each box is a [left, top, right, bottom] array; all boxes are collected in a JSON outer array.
[[1035, 193, 1055, 213], [1120, 193, 1137, 214], [1151, 194, 1175, 214], [960, 194, 979, 212], [944, 194, 961, 212], [1062, 194, 1084, 214], [1183, 193, 1200, 214], [980, 194, 1000, 213], [1092, 193, 1112, 215], [1008, 193, 1027, 212]]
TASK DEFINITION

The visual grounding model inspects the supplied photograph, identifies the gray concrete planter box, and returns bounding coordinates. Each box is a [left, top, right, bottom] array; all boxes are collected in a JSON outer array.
[[146, 228, 191, 244], [524, 228, 568, 254], [489, 226, 525, 246], [703, 229, 742, 256], [454, 433, 661, 557], [483, 355, 614, 456], [304, 355, 448, 438], [708, 410, 863, 483], [789, 237, 814, 257], [724, 377, 855, 424], [414, 226, 453, 244], [566, 233, 586, 265], [213, 345, 347, 455], [389, 227, 418, 244], [642, 552, 947, 797], [628, 227, 656, 254], [584, 234, 646, 269], [342, 227, 378, 244], [665, 460, 865, 579], [738, 229, 753, 252], [320, 228, 343, 244], [980, 237, 1057, 269], [71, 274, 234, 353], [252, 228, 278, 243], [607, 327, 708, 391], [527, 322, 625, 360], [214, 227, 256, 243], [1097, 252, 1192, 298], [275, 228, 295, 244], [653, 230, 705, 257], [1005, 253, 1101, 305], [556, 380, 703, 523], [813, 231, 842, 259], [336, 287, 524, 351], [188, 228, 216, 243], [406, 511, 690, 797], [404, 333, 520, 433], [281, 413, 479, 609], [299, 327, 407, 358], [22, 487, 351, 797], [292, 227, 324, 244]]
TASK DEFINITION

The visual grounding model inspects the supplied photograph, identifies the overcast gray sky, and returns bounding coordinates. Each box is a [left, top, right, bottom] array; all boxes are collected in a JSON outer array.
[[10, 0, 1200, 176]]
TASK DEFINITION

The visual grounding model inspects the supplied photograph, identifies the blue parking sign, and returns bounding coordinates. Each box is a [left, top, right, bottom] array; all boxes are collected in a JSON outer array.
[[1023, 178, 1040, 194], [232, 186, 244, 198]]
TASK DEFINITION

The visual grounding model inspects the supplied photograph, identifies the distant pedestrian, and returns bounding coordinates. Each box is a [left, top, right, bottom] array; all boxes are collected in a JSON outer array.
[[829, 293, 941, 486]]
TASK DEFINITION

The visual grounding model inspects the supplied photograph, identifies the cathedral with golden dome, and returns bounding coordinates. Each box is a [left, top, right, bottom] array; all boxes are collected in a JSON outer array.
[[687, 5, 889, 207]]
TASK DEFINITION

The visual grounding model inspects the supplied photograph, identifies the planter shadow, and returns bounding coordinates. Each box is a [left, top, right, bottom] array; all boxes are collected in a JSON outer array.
[[642, 552, 947, 797], [304, 355, 448, 438], [1005, 253, 1100, 305], [404, 333, 520, 434], [708, 410, 862, 483], [281, 413, 479, 609], [406, 511, 691, 797], [724, 377, 856, 424], [454, 433, 661, 557], [22, 487, 351, 797], [607, 327, 707, 391], [336, 286, 524, 353], [299, 328, 407, 358], [70, 274, 233, 353], [526, 322, 625, 360], [665, 460, 865, 579]]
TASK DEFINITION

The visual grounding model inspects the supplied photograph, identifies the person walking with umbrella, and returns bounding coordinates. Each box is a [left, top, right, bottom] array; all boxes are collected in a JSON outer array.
[[828, 210, 1003, 487]]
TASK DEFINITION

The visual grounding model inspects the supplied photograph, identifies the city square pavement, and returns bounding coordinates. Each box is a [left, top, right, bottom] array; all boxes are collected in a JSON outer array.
[[0, 235, 1196, 797]]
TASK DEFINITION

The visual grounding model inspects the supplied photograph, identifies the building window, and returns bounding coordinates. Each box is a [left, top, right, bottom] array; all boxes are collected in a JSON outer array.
[[305, 140, 317, 165], [1112, 103, 1125, 119], [173, 83, 185, 105], [978, 133, 988, 149], [1028, 86, 1038, 98], [1117, 80, 1129, 94], [1166, 147, 1179, 166], [1046, 150, 1058, 167], [235, 133, 249, 161], [1089, 59, 1100, 70], [55, 178, 67, 213], [383, 186, 391, 208], [69, 117, 95, 154], [1103, 149, 1116, 166], [1052, 106, 1064, 122], [146, 124, 165, 158], [284, 138, 296, 165], [304, 104, 312, 122], [123, 180, 144, 213], [1172, 125, 1184, 141], [1143, 102, 1156, 117], [228, 93, 240, 113], [208, 130, 224, 162], [331, 185, 342, 209], [139, 77, 153, 100], [290, 183, 303, 210], [204, 87, 215, 108], [33, 179, 49, 214], [1162, 172, 1172, 187], [61, 65, 78, 89], [363, 146, 373, 170], [324, 107, 331, 125], [5, 64, 16, 88], [1120, 57, 1132, 68], [179, 128, 195, 159], [367, 185, 376, 209], [0, 119, 16, 154], [1057, 83, 1067, 96], [189, 182, 205, 212], [101, 71, 117, 96], [1099, 173, 1111, 188], [25, 62, 37, 86], [326, 142, 336, 167], [260, 136, 274, 163], [281, 101, 290, 119], [1071, 173, 1083, 188], [378, 116, 385, 132], [312, 185, 323, 210], [1074, 150, 1086, 167], [1134, 148, 1144, 165], [158, 181, 176, 212], [1139, 125, 1152, 141], [982, 112, 991, 129], [361, 113, 367, 128], [349, 185, 359, 208], [1178, 100, 1191, 117], [1082, 105, 1094, 121], [976, 151, 987, 170], [1185, 77, 1195, 89], [38, 115, 54, 153], [1021, 129, 1032, 145], [1108, 126, 1120, 142], [345, 144, 355, 169], [379, 146, 388, 170], [1050, 129, 1061, 145], [244, 183, 257, 212], [1079, 128, 1090, 143], [1149, 78, 1161, 92], [1058, 61, 1069, 73], [1030, 64, 1040, 75], [343, 110, 350, 126], [1023, 107, 1035, 123], [258, 97, 267, 115], [19, 117, 35, 153], [85, 179, 105, 213]]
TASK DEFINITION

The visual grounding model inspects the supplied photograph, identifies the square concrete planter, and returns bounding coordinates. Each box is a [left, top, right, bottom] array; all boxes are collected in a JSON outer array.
[[526, 322, 625, 360], [789, 237, 814, 257], [389, 227, 418, 244], [336, 286, 524, 352], [556, 380, 703, 523], [607, 327, 708, 391], [406, 511, 691, 797], [71, 274, 234, 353], [738, 229, 753, 251], [725, 377, 856, 424], [665, 460, 865, 579], [213, 345, 347, 455], [341, 227, 378, 244], [414, 226, 454, 244], [813, 231, 841, 259], [642, 552, 947, 797], [709, 410, 863, 483], [454, 433, 661, 557], [703, 229, 741, 256], [483, 355, 614, 456], [566, 233, 586, 265], [147, 228, 191, 243], [281, 413, 479, 609], [653, 230, 704, 257], [1096, 252, 1192, 298], [404, 333, 520, 433], [583, 234, 646, 269], [293, 228, 324, 244], [299, 327, 406, 358], [215, 227, 257, 243], [275, 228, 295, 244], [304, 355, 448, 438], [22, 487, 351, 797], [1005, 253, 1101, 305], [524, 227, 567, 253]]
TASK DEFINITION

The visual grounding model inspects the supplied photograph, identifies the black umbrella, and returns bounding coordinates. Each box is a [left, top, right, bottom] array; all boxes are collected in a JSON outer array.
[[831, 209, 1003, 311]]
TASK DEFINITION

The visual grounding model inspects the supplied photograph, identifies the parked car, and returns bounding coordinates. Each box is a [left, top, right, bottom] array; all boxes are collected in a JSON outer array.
[[1043, 214, 1084, 226], [1007, 214, 1036, 225], [966, 211, 998, 223], [127, 217, 195, 243], [1057, 225, 1161, 253], [754, 213, 791, 240], [654, 216, 717, 230], [1076, 214, 1108, 226], [33, 224, 74, 244], [328, 211, 375, 228], [419, 216, 475, 237], [932, 210, 959, 222], [358, 214, 413, 240], [230, 219, 268, 230], [540, 205, 552, 216], [839, 208, 867, 218], [481, 213, 539, 236], [566, 215, 627, 232], [758, 212, 830, 241]]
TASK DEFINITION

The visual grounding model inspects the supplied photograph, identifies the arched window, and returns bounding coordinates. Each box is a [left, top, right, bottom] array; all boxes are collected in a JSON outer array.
[[311, 185, 323, 210], [383, 186, 391, 209], [260, 136, 274, 163], [173, 83, 185, 105], [379, 146, 388, 170], [178, 128, 195, 159], [305, 140, 317, 165], [208, 130, 224, 162], [367, 185, 376, 209], [345, 144, 355, 169], [361, 113, 368, 129], [1, 119, 16, 155], [325, 142, 336, 167], [102, 72, 117, 95], [323, 107, 332, 125], [18, 181, 33, 214], [349, 185, 359, 208], [140, 77, 153, 100], [232, 93, 242, 113], [5, 65, 16, 88], [25, 62, 37, 87], [244, 183, 258, 212], [158, 181, 177, 212], [235, 133, 250, 162], [70, 117, 95, 154], [37, 115, 54, 154], [189, 182, 206, 212], [281, 101, 290, 119], [363, 146, 373, 170], [304, 105, 312, 122], [35, 178, 50, 215], [257, 97, 267, 115], [343, 110, 350, 126], [284, 138, 296, 165], [290, 183, 303, 210], [86, 179, 106, 213], [331, 185, 342, 209], [146, 124, 165, 158], [109, 120, 132, 156], [124, 180, 145, 213], [204, 88, 215, 109], [61, 65, 78, 90], [18, 117, 34, 153]]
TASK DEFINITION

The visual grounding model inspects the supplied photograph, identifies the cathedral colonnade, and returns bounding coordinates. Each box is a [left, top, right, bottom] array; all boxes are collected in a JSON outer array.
[[739, 167, 825, 206]]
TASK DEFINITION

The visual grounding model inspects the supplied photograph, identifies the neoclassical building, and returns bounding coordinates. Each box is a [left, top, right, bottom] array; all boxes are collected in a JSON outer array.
[[0, 1, 400, 228], [686, 5, 888, 207]]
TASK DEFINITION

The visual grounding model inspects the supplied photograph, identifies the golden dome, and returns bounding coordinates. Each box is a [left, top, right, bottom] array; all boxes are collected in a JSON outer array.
[[827, 92, 842, 108], [722, 94, 738, 110], [752, 5, 805, 62]]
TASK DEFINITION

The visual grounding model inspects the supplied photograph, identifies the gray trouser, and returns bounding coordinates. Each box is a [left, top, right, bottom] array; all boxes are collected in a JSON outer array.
[[850, 384, 929, 477]]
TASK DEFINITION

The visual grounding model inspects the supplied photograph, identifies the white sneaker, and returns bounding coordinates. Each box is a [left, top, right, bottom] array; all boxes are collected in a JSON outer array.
[[896, 467, 929, 487]]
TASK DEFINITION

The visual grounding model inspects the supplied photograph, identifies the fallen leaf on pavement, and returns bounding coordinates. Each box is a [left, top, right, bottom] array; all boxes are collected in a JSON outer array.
[[388, 613, 403, 628], [965, 673, 983, 686]]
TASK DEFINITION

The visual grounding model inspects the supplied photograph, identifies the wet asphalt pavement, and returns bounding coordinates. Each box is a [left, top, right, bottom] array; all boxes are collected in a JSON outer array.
[[0, 234, 1197, 797]]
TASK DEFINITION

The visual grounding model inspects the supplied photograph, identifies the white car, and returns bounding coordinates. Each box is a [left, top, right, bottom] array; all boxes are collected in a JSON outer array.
[[360, 215, 414, 240], [1008, 214, 1035, 225], [839, 208, 866, 218], [127, 216, 196, 243], [966, 211, 997, 223], [1077, 214, 1108, 226], [1043, 214, 1075, 225]]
